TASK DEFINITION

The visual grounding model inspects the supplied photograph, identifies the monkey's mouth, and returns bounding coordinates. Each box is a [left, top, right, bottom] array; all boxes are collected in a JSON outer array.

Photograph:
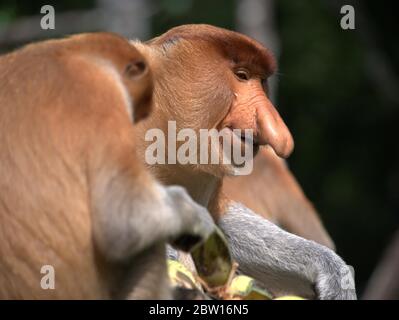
[[239, 133, 260, 156], [229, 129, 259, 155], [222, 128, 259, 167]]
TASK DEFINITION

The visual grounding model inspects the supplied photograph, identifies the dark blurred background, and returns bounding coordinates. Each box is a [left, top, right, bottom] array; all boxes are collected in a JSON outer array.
[[0, 0, 398, 297]]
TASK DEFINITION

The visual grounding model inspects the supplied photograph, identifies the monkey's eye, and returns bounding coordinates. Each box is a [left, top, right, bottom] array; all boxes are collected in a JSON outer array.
[[234, 69, 250, 81]]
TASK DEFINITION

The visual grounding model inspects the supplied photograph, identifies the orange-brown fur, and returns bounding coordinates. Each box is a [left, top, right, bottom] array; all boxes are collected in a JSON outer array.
[[0, 32, 155, 299]]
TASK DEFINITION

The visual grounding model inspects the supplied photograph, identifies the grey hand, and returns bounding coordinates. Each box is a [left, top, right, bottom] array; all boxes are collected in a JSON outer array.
[[219, 202, 356, 300], [165, 185, 215, 252]]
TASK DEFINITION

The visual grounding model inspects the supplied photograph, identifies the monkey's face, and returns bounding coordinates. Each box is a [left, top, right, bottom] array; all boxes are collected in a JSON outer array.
[[144, 25, 294, 177], [201, 51, 294, 177], [218, 63, 294, 161]]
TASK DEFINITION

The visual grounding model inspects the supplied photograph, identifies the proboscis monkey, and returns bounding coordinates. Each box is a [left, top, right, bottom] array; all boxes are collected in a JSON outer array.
[[223, 146, 335, 250], [132, 24, 356, 299], [0, 32, 213, 299]]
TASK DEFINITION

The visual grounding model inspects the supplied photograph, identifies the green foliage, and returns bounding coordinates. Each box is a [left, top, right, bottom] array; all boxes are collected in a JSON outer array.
[[277, 0, 399, 289], [152, 0, 235, 35], [0, 6, 16, 26]]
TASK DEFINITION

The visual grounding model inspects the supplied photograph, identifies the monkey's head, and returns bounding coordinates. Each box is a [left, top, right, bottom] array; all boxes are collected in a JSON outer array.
[[103, 33, 154, 123], [71, 32, 154, 123], [136, 25, 293, 177]]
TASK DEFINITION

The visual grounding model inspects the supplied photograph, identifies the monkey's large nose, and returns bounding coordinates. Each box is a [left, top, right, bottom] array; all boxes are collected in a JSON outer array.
[[222, 83, 294, 158], [256, 97, 294, 158]]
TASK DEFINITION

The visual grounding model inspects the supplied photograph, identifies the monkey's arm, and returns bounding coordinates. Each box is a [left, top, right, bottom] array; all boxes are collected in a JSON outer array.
[[90, 160, 213, 262], [91, 169, 214, 299], [218, 202, 356, 300]]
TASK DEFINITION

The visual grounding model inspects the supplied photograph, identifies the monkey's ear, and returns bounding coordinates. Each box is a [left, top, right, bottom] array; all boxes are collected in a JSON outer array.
[[124, 60, 147, 79]]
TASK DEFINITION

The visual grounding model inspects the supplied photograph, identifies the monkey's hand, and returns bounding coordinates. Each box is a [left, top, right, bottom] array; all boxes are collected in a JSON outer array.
[[165, 186, 215, 252], [218, 202, 357, 300], [92, 177, 214, 262]]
